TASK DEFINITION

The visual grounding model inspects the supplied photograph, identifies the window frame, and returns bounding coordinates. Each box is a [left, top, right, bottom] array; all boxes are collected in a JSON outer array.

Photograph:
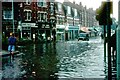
[[3, 10, 13, 19], [24, 9, 32, 21], [37, 0, 47, 7], [26, 0, 31, 5], [37, 11, 47, 22]]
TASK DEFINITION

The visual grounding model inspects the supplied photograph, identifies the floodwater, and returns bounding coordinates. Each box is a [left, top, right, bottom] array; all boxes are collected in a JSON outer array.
[[2, 37, 107, 79]]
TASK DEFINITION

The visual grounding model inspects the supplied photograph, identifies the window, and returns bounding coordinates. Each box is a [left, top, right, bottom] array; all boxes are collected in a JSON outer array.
[[50, 4, 54, 15], [41, 13, 44, 20], [38, 12, 47, 22], [37, 0, 47, 7], [26, 0, 31, 5], [67, 6, 71, 15], [3, 10, 12, 19], [24, 10, 32, 21], [58, 3, 62, 12], [74, 9, 77, 17]]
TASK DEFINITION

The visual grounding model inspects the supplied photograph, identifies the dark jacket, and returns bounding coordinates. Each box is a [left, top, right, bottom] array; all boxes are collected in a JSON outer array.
[[8, 36, 16, 45], [110, 33, 116, 50]]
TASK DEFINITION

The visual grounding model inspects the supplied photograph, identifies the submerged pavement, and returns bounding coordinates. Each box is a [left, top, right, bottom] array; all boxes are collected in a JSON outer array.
[[1, 36, 107, 79]]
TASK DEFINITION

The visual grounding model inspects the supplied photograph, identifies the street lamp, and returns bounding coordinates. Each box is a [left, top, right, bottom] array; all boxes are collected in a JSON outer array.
[[64, 22, 68, 41], [18, 21, 22, 39], [12, 0, 14, 33]]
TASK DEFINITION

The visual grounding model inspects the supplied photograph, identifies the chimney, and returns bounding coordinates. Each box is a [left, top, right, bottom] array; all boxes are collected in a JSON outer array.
[[73, 1, 75, 4], [79, 2, 82, 5]]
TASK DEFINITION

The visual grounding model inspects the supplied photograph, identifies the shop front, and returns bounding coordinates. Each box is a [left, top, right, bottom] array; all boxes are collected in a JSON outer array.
[[67, 25, 79, 40], [21, 23, 38, 40], [56, 25, 65, 41]]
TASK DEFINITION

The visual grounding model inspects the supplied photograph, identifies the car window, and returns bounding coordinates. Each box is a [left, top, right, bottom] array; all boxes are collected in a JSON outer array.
[[79, 34, 86, 37]]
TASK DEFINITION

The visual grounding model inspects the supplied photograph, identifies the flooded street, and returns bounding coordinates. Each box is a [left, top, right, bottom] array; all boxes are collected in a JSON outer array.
[[2, 37, 107, 79]]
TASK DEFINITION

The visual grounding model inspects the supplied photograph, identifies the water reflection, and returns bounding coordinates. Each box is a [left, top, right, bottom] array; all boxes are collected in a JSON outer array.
[[20, 42, 59, 79], [2, 38, 106, 79]]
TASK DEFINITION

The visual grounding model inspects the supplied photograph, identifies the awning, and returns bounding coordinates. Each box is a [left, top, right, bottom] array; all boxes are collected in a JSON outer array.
[[80, 27, 91, 33]]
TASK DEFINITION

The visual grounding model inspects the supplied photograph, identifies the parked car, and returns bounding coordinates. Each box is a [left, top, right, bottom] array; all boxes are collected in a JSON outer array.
[[78, 33, 89, 41]]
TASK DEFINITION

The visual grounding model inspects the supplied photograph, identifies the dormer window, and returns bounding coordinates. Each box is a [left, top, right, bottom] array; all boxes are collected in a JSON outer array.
[[26, 0, 31, 5], [37, 0, 47, 7], [67, 6, 71, 15]]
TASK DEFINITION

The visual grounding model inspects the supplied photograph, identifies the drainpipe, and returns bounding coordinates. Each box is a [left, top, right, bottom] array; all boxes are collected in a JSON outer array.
[[117, 1, 120, 79]]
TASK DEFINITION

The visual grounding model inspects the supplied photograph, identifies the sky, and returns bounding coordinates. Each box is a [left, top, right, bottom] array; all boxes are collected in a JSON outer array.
[[56, 0, 118, 21]]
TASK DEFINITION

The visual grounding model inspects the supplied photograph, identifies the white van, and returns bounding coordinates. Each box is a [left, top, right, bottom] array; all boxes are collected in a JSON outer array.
[[78, 33, 89, 41]]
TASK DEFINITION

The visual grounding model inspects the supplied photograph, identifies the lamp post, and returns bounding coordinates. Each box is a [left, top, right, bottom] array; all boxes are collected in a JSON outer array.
[[12, 0, 14, 33], [64, 22, 66, 41], [64, 22, 68, 41], [65, 23, 68, 41]]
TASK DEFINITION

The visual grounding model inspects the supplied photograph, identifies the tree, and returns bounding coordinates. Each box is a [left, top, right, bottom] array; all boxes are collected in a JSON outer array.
[[96, 1, 113, 25]]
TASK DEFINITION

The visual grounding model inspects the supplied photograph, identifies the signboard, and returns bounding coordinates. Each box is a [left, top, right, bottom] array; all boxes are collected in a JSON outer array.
[[45, 25, 50, 28], [22, 23, 38, 28]]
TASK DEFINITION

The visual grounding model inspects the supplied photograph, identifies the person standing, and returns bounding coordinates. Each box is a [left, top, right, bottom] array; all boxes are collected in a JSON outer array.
[[110, 32, 116, 61], [8, 33, 16, 57]]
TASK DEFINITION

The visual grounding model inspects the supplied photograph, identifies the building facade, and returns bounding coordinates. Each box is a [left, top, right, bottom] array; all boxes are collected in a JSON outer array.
[[2, 0, 56, 41], [2, 1, 98, 41], [18, 0, 56, 41], [2, 2, 20, 38]]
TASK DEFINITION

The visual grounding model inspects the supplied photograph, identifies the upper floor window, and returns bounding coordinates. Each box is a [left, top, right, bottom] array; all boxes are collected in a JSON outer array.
[[74, 9, 77, 17], [3, 10, 12, 19], [24, 9, 32, 21], [26, 0, 31, 5], [37, 11, 47, 22], [37, 0, 47, 7], [58, 3, 62, 12], [50, 3, 54, 15], [67, 6, 71, 15]]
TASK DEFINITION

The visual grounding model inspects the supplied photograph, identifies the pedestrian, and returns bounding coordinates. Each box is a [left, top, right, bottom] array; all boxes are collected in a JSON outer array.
[[8, 33, 16, 58], [101, 33, 104, 39], [110, 32, 116, 61]]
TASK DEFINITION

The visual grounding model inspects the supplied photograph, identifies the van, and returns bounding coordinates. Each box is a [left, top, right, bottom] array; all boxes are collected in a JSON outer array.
[[78, 33, 89, 41]]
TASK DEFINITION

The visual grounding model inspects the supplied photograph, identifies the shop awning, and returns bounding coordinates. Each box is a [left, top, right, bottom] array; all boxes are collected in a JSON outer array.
[[80, 27, 91, 33]]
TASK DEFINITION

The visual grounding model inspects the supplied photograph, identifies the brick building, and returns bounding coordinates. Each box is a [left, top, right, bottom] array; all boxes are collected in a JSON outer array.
[[2, 0, 56, 41]]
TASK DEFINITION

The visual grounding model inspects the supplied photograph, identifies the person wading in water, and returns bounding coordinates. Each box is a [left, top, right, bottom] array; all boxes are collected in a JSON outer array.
[[8, 33, 16, 59]]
